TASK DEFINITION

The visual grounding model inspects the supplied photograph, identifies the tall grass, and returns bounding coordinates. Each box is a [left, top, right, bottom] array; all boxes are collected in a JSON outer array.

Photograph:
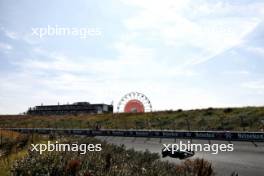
[[1, 106, 264, 131], [11, 136, 215, 176]]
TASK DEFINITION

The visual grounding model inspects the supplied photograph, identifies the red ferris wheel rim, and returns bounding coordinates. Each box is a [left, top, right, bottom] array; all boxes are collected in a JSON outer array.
[[117, 92, 152, 113], [124, 99, 145, 113]]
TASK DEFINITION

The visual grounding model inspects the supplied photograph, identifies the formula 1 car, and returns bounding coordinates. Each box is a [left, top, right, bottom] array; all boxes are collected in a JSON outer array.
[[161, 146, 195, 160]]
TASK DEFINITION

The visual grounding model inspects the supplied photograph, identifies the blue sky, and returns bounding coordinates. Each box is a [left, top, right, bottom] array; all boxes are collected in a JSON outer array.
[[0, 0, 264, 114]]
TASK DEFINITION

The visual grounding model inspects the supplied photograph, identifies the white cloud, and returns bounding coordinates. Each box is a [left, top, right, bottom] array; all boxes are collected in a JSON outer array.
[[223, 70, 250, 76], [1, 0, 264, 113], [15, 43, 197, 81], [0, 42, 12, 50], [5, 31, 18, 40], [0, 26, 19, 40], [4, 44, 200, 113], [242, 80, 264, 90], [119, 0, 263, 65], [246, 46, 264, 56]]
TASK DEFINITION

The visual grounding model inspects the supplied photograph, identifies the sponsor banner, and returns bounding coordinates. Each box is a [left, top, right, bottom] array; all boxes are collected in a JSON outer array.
[[92, 130, 103, 135], [72, 130, 85, 134], [135, 131, 149, 137], [112, 131, 125, 136], [162, 132, 179, 137], [237, 133, 264, 140], [195, 132, 216, 138], [4, 128, 264, 142]]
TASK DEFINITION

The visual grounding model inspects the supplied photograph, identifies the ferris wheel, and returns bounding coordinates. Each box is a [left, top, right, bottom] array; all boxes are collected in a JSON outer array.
[[117, 92, 152, 113]]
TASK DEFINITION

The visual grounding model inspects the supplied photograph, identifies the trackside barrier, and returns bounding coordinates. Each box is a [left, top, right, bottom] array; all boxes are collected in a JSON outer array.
[[2, 128, 264, 142]]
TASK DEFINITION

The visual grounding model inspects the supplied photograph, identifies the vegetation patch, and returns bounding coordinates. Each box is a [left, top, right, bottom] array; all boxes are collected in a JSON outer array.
[[1, 106, 264, 131], [11, 136, 215, 176]]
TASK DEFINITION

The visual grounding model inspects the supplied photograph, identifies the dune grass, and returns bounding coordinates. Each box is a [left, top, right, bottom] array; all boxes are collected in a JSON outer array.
[[10, 136, 215, 176], [1, 106, 264, 131]]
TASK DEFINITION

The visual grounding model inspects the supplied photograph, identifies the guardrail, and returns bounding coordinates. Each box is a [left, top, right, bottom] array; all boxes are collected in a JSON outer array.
[[2, 128, 264, 142]]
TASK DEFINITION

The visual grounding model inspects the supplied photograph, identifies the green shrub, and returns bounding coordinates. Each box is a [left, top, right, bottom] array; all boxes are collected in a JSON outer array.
[[11, 137, 215, 176]]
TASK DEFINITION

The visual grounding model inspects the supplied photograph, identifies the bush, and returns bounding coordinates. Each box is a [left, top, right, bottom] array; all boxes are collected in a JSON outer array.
[[11, 137, 215, 176], [223, 108, 233, 113]]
